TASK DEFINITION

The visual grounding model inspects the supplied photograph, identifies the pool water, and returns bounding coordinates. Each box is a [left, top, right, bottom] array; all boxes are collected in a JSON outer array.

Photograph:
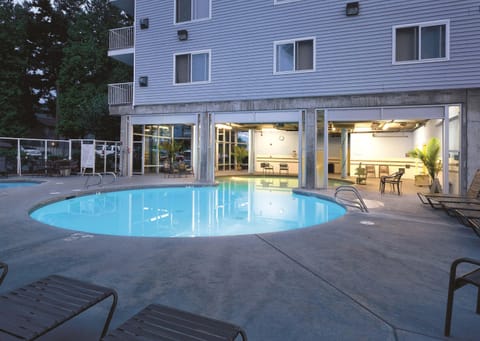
[[30, 177, 346, 237], [0, 182, 39, 188]]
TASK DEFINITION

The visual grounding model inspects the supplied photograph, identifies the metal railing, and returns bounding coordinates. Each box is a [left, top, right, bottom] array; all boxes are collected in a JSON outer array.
[[0, 137, 121, 177], [108, 82, 133, 105], [108, 26, 134, 50], [334, 185, 369, 212]]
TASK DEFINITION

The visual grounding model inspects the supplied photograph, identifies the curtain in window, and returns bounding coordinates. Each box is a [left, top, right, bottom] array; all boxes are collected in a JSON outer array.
[[421, 25, 446, 59], [176, 0, 191, 23], [193, 0, 209, 20], [176, 54, 191, 83], [396, 27, 418, 61], [192, 53, 209, 82], [276, 43, 294, 72], [296, 40, 313, 70]]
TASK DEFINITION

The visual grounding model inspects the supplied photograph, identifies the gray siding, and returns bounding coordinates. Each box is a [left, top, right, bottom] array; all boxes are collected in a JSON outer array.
[[133, 0, 480, 105]]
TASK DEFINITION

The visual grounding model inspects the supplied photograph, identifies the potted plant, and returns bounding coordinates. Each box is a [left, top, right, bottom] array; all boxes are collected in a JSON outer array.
[[232, 146, 248, 170], [407, 137, 442, 193], [160, 140, 183, 165]]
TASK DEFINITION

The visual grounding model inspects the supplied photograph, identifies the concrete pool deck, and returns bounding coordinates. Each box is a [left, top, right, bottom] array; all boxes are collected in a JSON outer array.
[[0, 175, 479, 340]]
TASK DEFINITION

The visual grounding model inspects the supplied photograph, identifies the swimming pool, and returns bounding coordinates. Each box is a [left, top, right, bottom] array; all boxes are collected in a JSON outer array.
[[30, 177, 346, 237], [0, 181, 40, 188]]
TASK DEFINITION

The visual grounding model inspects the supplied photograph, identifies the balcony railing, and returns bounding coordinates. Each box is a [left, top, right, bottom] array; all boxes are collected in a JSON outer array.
[[109, 26, 134, 50], [108, 82, 133, 105]]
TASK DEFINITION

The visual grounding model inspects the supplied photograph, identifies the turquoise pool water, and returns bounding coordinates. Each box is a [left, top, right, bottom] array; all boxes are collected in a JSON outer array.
[[30, 177, 346, 237], [0, 182, 39, 188]]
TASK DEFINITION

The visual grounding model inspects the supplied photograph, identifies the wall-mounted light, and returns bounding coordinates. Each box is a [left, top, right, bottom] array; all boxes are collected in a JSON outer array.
[[346, 2, 360, 16], [140, 18, 149, 29], [139, 76, 148, 87], [177, 29, 188, 41]]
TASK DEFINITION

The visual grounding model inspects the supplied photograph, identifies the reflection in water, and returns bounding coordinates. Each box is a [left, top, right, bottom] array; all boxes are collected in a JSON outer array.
[[31, 177, 345, 237]]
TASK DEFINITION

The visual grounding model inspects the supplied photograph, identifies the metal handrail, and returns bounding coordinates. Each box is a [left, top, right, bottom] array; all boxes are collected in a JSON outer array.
[[334, 185, 369, 212]]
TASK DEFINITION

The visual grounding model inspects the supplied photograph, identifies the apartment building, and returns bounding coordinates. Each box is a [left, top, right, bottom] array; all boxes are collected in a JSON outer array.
[[107, 0, 480, 192]]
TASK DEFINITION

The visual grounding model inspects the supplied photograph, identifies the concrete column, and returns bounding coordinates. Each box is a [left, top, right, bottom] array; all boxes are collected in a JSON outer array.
[[198, 112, 211, 183], [466, 88, 480, 188], [341, 128, 348, 179], [304, 108, 316, 189], [120, 115, 132, 177]]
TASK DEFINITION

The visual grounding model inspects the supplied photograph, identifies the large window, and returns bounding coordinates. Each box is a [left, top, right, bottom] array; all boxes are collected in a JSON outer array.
[[393, 20, 449, 63], [175, 0, 210, 23], [175, 51, 210, 84], [274, 38, 315, 74]]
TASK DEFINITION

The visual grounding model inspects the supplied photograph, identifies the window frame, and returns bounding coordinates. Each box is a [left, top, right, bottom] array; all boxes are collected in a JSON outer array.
[[174, 0, 211, 24], [392, 19, 450, 65], [273, 37, 316, 75], [173, 49, 211, 85]]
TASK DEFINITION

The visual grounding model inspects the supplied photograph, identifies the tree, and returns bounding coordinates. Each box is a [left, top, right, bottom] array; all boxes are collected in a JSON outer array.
[[57, 0, 131, 138], [0, 0, 33, 136]]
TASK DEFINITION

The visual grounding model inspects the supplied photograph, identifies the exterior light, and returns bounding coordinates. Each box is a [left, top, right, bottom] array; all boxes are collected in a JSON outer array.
[[177, 30, 188, 41], [140, 18, 149, 29], [139, 76, 148, 87], [346, 2, 360, 16]]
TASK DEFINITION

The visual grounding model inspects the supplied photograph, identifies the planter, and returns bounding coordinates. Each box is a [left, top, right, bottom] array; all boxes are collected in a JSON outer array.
[[415, 174, 430, 187]]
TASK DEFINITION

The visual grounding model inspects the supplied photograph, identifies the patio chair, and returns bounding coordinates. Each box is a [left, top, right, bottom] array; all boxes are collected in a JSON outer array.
[[418, 169, 480, 208], [380, 169, 404, 195], [378, 164, 389, 177], [365, 164, 376, 178], [103, 303, 247, 341], [279, 163, 289, 175], [260, 162, 274, 175], [444, 257, 480, 337], [0, 262, 7, 286], [0, 271, 118, 340]]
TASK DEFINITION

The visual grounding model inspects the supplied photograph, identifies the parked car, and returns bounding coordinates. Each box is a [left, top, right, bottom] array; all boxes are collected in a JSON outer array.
[[95, 145, 119, 158], [21, 146, 43, 157]]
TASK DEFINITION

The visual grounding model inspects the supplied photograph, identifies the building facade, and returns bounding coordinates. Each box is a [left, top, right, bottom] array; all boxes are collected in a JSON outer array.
[[108, 0, 480, 192]]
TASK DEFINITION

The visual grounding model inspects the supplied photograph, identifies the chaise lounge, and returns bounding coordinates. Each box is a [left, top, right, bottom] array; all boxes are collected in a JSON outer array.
[[0, 264, 117, 340], [103, 303, 248, 341], [417, 169, 480, 208]]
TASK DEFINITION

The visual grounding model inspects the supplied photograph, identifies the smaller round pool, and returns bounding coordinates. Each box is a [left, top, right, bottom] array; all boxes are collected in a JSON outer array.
[[30, 177, 346, 238], [0, 181, 40, 188]]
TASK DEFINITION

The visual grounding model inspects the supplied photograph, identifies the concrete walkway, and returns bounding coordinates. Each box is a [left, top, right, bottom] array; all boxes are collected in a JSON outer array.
[[0, 175, 479, 340]]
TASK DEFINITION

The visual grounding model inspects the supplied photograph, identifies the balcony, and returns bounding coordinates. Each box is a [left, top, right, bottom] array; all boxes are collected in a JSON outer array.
[[108, 26, 134, 65], [108, 82, 133, 106]]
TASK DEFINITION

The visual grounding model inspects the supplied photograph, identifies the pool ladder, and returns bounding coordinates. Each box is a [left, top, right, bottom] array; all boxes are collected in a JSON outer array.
[[334, 185, 369, 213], [84, 172, 117, 188]]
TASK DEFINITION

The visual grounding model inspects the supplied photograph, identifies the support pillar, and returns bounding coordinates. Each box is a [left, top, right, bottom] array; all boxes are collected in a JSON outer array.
[[304, 108, 316, 189], [198, 112, 211, 183], [341, 128, 348, 179]]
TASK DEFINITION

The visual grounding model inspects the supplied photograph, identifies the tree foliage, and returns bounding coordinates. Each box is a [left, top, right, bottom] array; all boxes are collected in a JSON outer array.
[[0, 0, 131, 139], [407, 137, 442, 182], [0, 0, 32, 136]]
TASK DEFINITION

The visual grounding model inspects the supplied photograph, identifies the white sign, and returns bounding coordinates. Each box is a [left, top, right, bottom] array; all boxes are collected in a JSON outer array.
[[81, 143, 95, 169]]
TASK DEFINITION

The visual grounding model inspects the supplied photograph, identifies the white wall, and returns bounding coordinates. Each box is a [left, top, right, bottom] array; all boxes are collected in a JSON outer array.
[[350, 132, 414, 160], [254, 130, 298, 157]]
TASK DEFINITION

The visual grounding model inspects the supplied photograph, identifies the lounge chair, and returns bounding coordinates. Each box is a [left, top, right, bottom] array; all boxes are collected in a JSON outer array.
[[418, 169, 480, 208], [0, 269, 117, 340], [103, 303, 247, 341], [0, 262, 7, 286], [452, 209, 480, 238], [444, 258, 480, 336]]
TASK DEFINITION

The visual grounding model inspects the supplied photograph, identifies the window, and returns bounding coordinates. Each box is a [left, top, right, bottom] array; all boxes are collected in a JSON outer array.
[[393, 20, 449, 63], [175, 51, 210, 84], [175, 0, 210, 23], [274, 38, 315, 73]]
